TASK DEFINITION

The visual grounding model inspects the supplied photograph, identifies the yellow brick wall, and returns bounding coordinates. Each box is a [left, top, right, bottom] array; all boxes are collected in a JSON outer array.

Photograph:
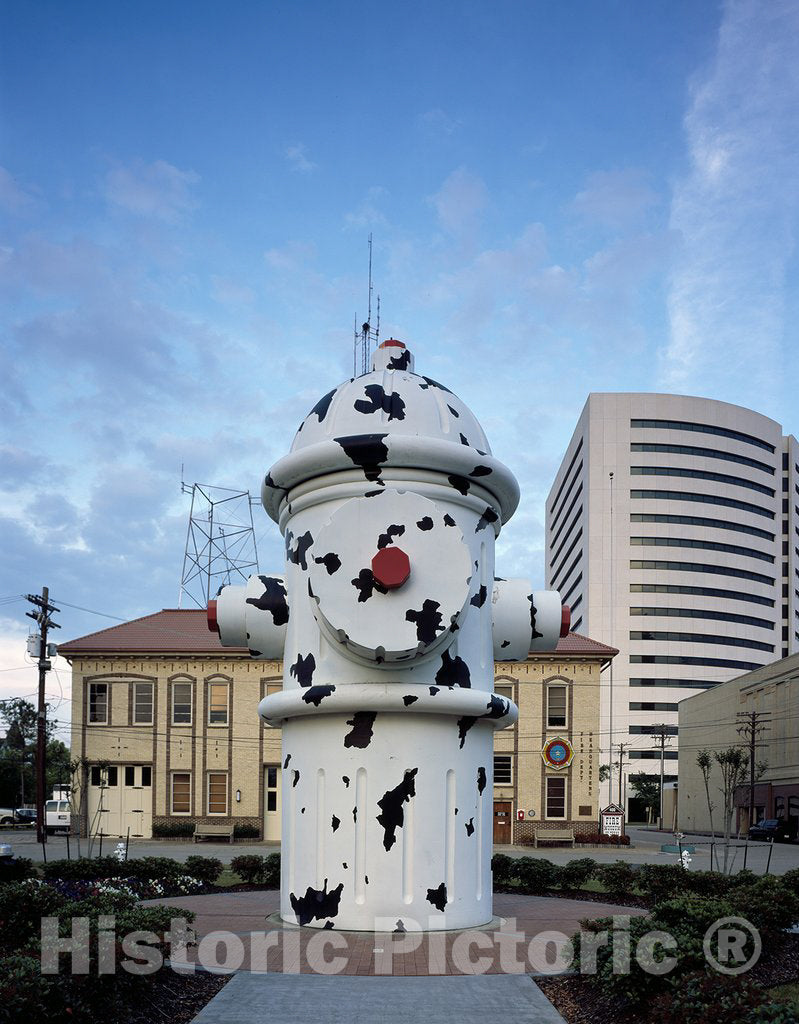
[[69, 652, 603, 840]]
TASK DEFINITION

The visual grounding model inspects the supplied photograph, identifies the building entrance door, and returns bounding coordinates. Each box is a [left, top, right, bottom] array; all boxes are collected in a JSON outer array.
[[264, 765, 281, 841], [493, 800, 512, 844]]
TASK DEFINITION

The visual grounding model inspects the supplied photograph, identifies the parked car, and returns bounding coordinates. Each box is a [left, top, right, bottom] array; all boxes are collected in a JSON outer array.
[[14, 808, 37, 826], [748, 818, 794, 842], [0, 808, 15, 826]]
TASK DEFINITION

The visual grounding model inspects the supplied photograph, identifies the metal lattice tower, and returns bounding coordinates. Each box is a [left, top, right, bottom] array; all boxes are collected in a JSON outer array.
[[178, 480, 259, 609]]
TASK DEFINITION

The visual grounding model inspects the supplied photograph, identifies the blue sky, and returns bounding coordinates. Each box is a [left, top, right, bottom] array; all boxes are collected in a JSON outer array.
[[1, 0, 798, 738]]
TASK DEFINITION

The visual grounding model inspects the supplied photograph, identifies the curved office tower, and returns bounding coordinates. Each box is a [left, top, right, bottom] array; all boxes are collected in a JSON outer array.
[[545, 394, 799, 810]]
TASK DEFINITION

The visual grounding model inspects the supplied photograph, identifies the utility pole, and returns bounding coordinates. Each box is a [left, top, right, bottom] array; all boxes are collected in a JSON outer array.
[[607, 470, 614, 807], [737, 710, 771, 832], [615, 742, 626, 808], [25, 588, 60, 844], [651, 724, 671, 831]]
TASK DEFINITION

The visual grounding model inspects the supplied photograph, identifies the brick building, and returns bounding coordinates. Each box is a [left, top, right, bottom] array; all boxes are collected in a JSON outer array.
[[60, 610, 615, 844]]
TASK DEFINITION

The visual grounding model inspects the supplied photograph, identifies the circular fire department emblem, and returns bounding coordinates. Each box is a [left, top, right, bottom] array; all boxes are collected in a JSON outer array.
[[541, 737, 574, 770]]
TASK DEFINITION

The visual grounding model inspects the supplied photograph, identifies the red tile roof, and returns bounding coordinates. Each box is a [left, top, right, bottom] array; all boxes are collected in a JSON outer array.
[[59, 609, 617, 659]]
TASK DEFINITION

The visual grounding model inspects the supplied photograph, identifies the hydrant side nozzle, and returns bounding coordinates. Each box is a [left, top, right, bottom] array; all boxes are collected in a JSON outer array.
[[207, 599, 219, 634]]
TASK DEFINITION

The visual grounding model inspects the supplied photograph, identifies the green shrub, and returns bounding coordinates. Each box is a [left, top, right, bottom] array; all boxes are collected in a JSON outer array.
[[491, 854, 514, 885], [637, 864, 689, 903], [0, 955, 55, 1024], [0, 882, 66, 952], [152, 821, 196, 838], [596, 860, 636, 900], [0, 857, 36, 885], [652, 894, 737, 937], [733, 876, 799, 937], [652, 971, 797, 1024], [124, 857, 185, 883], [233, 823, 260, 839], [556, 857, 596, 889], [41, 856, 122, 881], [229, 853, 280, 886], [778, 867, 799, 898], [230, 854, 266, 884], [514, 856, 556, 894], [682, 871, 734, 899], [263, 852, 280, 889], [184, 855, 224, 884]]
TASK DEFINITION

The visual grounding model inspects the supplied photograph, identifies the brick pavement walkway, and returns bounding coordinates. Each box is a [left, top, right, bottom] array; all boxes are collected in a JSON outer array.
[[146, 890, 645, 976]]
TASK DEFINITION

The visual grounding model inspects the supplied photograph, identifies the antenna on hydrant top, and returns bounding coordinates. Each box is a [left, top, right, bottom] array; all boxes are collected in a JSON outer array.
[[353, 233, 381, 376]]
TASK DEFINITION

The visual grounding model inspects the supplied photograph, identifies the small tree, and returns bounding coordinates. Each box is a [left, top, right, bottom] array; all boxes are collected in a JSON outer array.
[[696, 749, 715, 838], [629, 772, 660, 823], [714, 747, 747, 874]]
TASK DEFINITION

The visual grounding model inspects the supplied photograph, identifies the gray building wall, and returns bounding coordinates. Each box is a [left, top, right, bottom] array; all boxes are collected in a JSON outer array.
[[545, 393, 799, 813]]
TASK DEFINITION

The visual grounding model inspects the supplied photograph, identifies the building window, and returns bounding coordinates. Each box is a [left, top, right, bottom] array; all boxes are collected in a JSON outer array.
[[125, 766, 135, 786], [494, 754, 512, 786], [629, 630, 773, 653], [629, 418, 775, 453], [88, 765, 118, 787], [547, 685, 567, 728], [172, 682, 193, 725], [266, 766, 279, 812], [630, 582, 774, 608], [495, 683, 514, 702], [142, 766, 152, 787], [88, 683, 108, 724], [208, 681, 229, 725], [630, 535, 774, 564], [208, 772, 228, 815], [630, 489, 773, 520], [171, 773, 191, 814], [629, 559, 774, 587], [546, 777, 566, 819], [133, 682, 153, 725], [266, 681, 282, 695]]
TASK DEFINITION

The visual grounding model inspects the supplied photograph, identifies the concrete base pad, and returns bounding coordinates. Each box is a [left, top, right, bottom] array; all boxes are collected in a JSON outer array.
[[190, 973, 566, 1024]]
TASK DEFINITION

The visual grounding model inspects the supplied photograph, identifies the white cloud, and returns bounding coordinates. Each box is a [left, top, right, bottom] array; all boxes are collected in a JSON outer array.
[[344, 186, 389, 228], [210, 275, 255, 305], [283, 143, 317, 174], [571, 168, 659, 230], [428, 167, 489, 244], [103, 159, 199, 222], [418, 108, 462, 137], [661, 0, 799, 403], [0, 166, 38, 214]]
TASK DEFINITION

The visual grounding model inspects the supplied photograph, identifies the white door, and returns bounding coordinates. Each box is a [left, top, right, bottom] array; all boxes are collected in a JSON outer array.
[[122, 765, 153, 838], [264, 765, 281, 840]]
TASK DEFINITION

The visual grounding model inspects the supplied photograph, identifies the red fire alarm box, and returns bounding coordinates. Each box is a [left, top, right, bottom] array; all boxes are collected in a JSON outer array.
[[517, 809, 524, 821]]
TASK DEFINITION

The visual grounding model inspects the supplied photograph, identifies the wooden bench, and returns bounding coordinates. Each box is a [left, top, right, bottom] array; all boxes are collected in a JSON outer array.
[[533, 827, 575, 848], [193, 823, 235, 843]]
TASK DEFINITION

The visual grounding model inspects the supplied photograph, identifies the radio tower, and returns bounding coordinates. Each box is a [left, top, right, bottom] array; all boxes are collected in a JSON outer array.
[[178, 471, 259, 609], [353, 233, 380, 376]]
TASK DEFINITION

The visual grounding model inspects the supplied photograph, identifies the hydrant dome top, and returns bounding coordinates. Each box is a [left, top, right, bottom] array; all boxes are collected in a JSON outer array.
[[261, 341, 521, 524], [289, 341, 491, 456]]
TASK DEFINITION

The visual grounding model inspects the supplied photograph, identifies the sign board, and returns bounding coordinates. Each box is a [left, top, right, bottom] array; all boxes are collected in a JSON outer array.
[[600, 803, 625, 837]]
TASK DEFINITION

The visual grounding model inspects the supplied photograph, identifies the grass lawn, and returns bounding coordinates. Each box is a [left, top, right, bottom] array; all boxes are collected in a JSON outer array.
[[215, 866, 244, 887], [770, 982, 799, 1011]]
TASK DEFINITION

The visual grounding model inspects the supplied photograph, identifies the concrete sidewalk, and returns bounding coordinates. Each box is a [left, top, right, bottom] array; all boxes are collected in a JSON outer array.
[[190, 972, 566, 1024]]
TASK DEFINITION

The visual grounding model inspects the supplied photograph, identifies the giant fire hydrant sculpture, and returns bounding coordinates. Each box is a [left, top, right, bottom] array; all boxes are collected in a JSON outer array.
[[208, 340, 567, 931]]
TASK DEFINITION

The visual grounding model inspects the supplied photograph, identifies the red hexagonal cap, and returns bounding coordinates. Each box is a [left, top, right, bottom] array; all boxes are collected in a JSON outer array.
[[371, 547, 411, 589]]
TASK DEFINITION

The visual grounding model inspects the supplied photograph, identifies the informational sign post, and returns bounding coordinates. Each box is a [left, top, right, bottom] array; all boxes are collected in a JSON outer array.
[[600, 803, 625, 837]]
